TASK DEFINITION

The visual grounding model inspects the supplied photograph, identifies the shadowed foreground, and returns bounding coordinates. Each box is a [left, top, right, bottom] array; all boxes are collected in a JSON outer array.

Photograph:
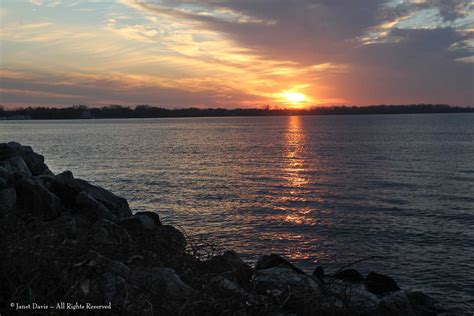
[[0, 142, 447, 315]]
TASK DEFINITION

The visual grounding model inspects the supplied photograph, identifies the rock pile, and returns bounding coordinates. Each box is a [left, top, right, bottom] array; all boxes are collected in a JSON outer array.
[[0, 142, 446, 315]]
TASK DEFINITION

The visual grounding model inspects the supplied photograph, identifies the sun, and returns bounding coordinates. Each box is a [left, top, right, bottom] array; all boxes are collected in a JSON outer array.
[[281, 91, 306, 105]]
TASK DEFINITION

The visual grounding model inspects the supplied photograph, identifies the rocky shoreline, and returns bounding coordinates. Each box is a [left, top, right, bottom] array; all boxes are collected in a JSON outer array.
[[0, 142, 447, 315]]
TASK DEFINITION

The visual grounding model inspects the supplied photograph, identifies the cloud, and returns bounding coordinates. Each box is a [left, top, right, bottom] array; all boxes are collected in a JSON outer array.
[[1, 0, 473, 107], [119, 0, 473, 105]]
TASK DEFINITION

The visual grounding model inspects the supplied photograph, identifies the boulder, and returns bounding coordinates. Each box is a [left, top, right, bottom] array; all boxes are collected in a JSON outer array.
[[44, 215, 78, 239], [251, 265, 320, 300], [255, 254, 304, 274], [8, 156, 32, 176], [120, 212, 160, 231], [135, 211, 161, 226], [205, 251, 254, 288], [326, 280, 379, 312], [15, 178, 62, 220], [91, 219, 130, 245], [0, 187, 16, 215], [375, 291, 416, 315], [131, 267, 194, 312], [99, 260, 132, 306], [42, 174, 131, 219], [406, 291, 445, 315], [0, 142, 52, 176], [154, 225, 187, 254], [333, 269, 364, 283], [312, 266, 324, 280], [365, 272, 401, 295], [72, 178, 131, 219], [0, 165, 9, 178], [75, 191, 117, 222]]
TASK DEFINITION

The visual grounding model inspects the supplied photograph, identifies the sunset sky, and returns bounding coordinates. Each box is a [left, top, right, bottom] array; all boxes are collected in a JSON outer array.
[[0, 0, 473, 108]]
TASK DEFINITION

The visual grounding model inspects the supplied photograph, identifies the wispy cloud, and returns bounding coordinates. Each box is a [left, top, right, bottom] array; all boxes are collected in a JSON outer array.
[[1, 0, 472, 107]]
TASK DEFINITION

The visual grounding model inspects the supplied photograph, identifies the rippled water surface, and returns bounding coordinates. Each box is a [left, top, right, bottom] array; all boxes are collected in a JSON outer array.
[[2, 114, 473, 311]]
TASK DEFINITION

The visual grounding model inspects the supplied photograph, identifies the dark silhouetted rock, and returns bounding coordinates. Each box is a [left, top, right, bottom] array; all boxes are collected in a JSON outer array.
[[57, 170, 74, 180], [135, 211, 161, 226], [154, 225, 187, 254], [131, 267, 193, 312], [75, 191, 117, 222], [120, 213, 158, 230], [0, 142, 52, 176], [333, 268, 365, 283], [406, 291, 445, 315], [205, 250, 254, 288], [8, 156, 32, 176], [72, 178, 131, 219], [365, 272, 401, 295], [312, 266, 324, 280], [0, 165, 9, 179], [251, 265, 320, 304], [327, 281, 379, 312], [255, 253, 304, 274], [41, 174, 131, 219], [44, 215, 78, 239], [15, 178, 62, 220], [0, 187, 16, 215], [375, 291, 415, 315]]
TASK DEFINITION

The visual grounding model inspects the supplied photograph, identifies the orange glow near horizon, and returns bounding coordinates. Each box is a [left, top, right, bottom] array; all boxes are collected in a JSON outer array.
[[277, 91, 311, 108]]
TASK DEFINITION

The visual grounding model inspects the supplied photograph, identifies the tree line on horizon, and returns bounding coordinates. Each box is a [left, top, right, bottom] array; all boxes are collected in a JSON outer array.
[[0, 104, 472, 120]]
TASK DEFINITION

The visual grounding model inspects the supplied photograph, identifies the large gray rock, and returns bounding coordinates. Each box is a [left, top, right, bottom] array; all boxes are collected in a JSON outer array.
[[251, 265, 320, 302], [375, 291, 416, 315], [131, 267, 194, 311], [75, 191, 117, 222], [405, 291, 445, 315], [325, 280, 379, 313], [255, 254, 304, 274], [0, 177, 7, 189], [0, 165, 9, 178], [154, 225, 187, 254], [0, 142, 52, 176], [15, 178, 62, 220], [43, 215, 78, 239], [365, 272, 401, 295], [7, 156, 32, 176], [72, 178, 131, 219], [205, 251, 254, 288], [119, 213, 160, 231], [332, 269, 364, 283], [0, 187, 16, 215], [42, 173, 131, 219]]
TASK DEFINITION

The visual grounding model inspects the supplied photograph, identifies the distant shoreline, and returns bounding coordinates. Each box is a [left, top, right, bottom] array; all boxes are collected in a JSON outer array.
[[1, 104, 472, 120]]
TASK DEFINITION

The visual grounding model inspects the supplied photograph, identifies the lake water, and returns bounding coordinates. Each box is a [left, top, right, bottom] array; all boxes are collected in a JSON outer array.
[[1, 114, 473, 312]]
